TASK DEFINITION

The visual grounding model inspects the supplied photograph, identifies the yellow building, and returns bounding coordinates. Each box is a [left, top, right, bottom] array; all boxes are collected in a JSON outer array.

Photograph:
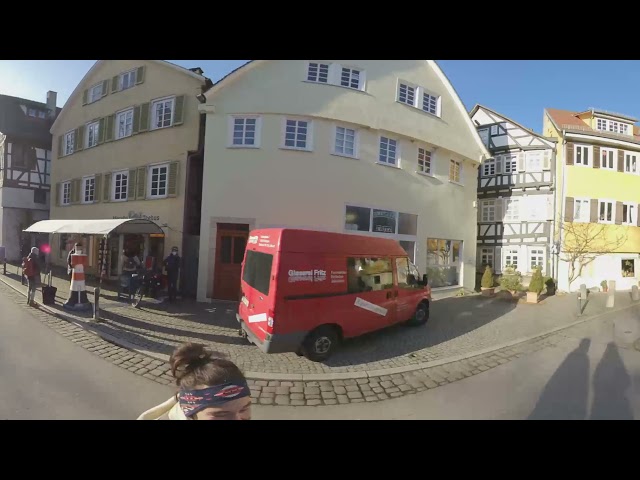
[[49, 60, 210, 296], [544, 107, 640, 292]]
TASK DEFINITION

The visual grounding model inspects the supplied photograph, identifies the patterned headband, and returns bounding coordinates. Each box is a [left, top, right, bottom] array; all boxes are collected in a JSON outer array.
[[178, 380, 250, 417]]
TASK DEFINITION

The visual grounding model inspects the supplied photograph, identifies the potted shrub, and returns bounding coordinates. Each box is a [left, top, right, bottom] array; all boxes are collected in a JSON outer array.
[[480, 265, 495, 296], [527, 267, 544, 303], [601, 280, 608, 292], [499, 265, 523, 296]]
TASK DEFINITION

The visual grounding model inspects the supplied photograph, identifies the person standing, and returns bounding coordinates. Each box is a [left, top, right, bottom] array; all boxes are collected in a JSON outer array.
[[22, 247, 42, 307], [164, 246, 181, 303], [67, 242, 82, 281]]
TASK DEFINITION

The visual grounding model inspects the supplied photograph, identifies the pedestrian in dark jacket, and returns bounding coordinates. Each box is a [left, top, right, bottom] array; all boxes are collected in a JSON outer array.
[[23, 247, 42, 306], [67, 243, 82, 280], [164, 246, 181, 302]]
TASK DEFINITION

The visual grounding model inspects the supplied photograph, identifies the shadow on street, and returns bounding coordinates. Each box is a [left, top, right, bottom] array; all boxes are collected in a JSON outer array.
[[590, 342, 633, 420]]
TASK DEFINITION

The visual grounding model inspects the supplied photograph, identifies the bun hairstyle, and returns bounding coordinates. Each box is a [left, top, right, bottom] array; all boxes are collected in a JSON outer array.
[[169, 343, 245, 390]]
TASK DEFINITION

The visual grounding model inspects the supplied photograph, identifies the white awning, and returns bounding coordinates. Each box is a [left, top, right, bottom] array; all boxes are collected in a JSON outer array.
[[23, 219, 164, 236]]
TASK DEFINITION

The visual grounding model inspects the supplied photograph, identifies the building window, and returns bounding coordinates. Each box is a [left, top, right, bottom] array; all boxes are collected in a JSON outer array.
[[64, 131, 75, 155], [34, 189, 46, 204], [623, 203, 636, 225], [621, 259, 636, 278], [601, 148, 616, 170], [116, 108, 134, 139], [88, 83, 103, 103], [417, 148, 432, 175], [526, 151, 542, 172], [574, 198, 590, 222], [449, 159, 461, 183], [480, 248, 493, 268], [61, 181, 71, 205], [504, 248, 519, 270], [86, 121, 99, 148], [426, 239, 462, 288], [625, 153, 637, 174], [152, 97, 175, 130], [345, 205, 417, 237], [527, 195, 548, 221], [82, 176, 95, 204], [397, 80, 441, 117], [478, 129, 489, 147], [504, 198, 520, 222], [599, 200, 614, 223], [283, 119, 311, 150], [482, 159, 495, 176], [575, 145, 590, 166], [231, 117, 260, 147], [503, 155, 517, 174], [148, 164, 168, 198], [398, 83, 416, 106], [112, 170, 129, 201], [379, 137, 398, 166], [307, 62, 330, 83], [621, 124, 630, 135], [481, 200, 496, 222], [422, 92, 438, 116], [530, 248, 544, 272], [334, 126, 357, 157], [340, 67, 362, 90], [596, 118, 607, 131], [119, 70, 136, 90]]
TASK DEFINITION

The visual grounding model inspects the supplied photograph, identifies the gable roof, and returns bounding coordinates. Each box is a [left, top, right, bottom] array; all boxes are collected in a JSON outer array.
[[0, 94, 60, 144], [469, 104, 557, 143], [51, 60, 207, 133], [545, 107, 640, 144]]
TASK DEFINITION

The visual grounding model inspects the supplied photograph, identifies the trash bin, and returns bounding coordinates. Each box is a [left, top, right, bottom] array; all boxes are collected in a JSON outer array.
[[42, 285, 57, 305]]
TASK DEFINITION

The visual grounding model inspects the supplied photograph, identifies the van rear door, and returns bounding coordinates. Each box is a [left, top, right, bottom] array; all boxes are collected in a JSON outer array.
[[240, 248, 275, 343]]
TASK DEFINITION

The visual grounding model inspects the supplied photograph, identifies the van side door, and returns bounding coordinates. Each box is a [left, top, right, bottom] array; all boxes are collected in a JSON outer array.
[[394, 256, 423, 323]]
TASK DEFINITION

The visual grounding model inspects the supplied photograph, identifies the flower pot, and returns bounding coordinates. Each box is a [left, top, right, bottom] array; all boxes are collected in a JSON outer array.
[[526, 291, 539, 304], [481, 287, 495, 297]]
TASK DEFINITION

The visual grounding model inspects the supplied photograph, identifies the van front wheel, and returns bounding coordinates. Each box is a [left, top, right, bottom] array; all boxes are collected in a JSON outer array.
[[302, 326, 339, 362], [407, 302, 429, 327]]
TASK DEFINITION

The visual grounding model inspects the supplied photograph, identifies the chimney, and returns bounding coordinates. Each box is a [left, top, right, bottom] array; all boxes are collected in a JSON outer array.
[[46, 91, 57, 118]]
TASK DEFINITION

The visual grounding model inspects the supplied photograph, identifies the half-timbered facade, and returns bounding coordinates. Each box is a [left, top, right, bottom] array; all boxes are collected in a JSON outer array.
[[0, 92, 59, 261], [470, 105, 557, 277]]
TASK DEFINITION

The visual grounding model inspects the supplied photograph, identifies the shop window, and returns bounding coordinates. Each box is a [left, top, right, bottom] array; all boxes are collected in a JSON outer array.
[[621, 259, 636, 278]]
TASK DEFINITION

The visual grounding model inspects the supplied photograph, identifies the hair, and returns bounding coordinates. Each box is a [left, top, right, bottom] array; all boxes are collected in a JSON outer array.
[[169, 343, 245, 390]]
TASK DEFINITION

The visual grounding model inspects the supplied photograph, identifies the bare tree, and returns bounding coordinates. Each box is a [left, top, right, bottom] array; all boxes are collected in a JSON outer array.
[[560, 220, 627, 290]]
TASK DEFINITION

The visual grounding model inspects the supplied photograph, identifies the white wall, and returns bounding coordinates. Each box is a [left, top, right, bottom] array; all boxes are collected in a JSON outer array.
[[0, 187, 49, 210], [558, 253, 640, 292]]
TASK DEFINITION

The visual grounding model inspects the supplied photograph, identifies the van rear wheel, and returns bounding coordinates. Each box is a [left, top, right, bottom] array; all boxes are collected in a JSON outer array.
[[302, 326, 339, 362], [407, 302, 429, 327]]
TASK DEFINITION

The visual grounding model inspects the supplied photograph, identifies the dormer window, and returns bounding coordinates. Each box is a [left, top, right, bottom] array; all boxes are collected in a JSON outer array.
[[595, 117, 631, 135]]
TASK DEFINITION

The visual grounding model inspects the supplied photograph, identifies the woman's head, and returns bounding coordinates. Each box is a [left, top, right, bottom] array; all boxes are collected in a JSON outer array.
[[170, 343, 251, 420]]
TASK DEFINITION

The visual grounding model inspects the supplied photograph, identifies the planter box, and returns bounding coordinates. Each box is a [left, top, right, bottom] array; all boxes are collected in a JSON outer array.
[[526, 291, 540, 304]]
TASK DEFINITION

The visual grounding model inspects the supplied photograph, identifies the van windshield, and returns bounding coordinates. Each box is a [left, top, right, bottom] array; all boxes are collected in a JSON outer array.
[[242, 250, 273, 296]]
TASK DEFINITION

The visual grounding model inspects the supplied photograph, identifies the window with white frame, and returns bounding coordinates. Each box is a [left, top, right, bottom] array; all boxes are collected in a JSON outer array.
[[307, 62, 329, 83], [623, 202, 636, 225], [601, 147, 616, 170], [482, 159, 495, 176], [148, 164, 169, 198], [481, 200, 496, 222], [283, 119, 311, 150], [575, 145, 590, 166], [88, 83, 103, 103], [503, 155, 517, 174], [625, 153, 637, 173], [305, 62, 365, 91], [595, 117, 631, 135], [397, 80, 441, 117], [82, 176, 95, 203], [64, 130, 75, 155], [334, 126, 356, 157], [231, 117, 260, 147], [529, 248, 544, 272], [596, 118, 607, 131], [61, 181, 71, 205], [116, 108, 134, 139], [112, 170, 128, 201], [599, 200, 614, 223], [379, 137, 398, 166], [417, 147, 431, 175], [449, 159, 461, 183], [119, 70, 136, 90], [480, 248, 493, 267], [574, 198, 590, 222], [504, 248, 519, 270], [152, 97, 175, 130], [86, 121, 99, 148], [620, 124, 630, 135], [504, 198, 520, 221], [340, 67, 362, 90], [526, 151, 542, 172]]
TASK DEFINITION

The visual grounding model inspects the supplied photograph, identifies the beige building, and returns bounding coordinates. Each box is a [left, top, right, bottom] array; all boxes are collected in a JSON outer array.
[[49, 60, 210, 296], [196, 60, 489, 302]]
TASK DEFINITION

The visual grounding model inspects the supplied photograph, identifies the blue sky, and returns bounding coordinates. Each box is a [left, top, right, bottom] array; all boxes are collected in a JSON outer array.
[[2, 60, 640, 133]]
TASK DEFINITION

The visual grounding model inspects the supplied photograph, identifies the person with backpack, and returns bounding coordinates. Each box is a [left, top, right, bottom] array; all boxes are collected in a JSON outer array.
[[22, 247, 42, 307]]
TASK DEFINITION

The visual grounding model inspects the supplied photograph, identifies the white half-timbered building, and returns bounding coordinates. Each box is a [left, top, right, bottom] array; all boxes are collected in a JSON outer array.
[[470, 105, 557, 277]]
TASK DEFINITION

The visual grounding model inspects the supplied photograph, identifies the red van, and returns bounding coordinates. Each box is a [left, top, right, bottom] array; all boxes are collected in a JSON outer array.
[[237, 228, 432, 362]]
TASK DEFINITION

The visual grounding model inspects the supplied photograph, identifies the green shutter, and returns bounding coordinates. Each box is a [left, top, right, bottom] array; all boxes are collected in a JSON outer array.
[[55, 182, 61, 206], [173, 95, 185, 126], [94, 174, 102, 203], [128, 168, 137, 200], [76, 126, 85, 151], [135, 66, 145, 85], [97, 117, 106, 144], [58, 136, 63, 158], [71, 178, 81, 204], [136, 166, 147, 200], [103, 173, 111, 202], [105, 114, 115, 142], [132, 106, 141, 135], [167, 161, 179, 197], [139, 102, 150, 132], [82, 89, 88, 105], [102, 79, 109, 97], [111, 75, 119, 94]]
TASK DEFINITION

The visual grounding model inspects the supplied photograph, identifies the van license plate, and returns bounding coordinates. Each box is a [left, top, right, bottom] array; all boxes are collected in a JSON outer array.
[[241, 296, 249, 307]]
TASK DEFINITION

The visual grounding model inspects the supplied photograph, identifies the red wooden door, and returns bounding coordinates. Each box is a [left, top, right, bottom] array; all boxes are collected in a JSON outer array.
[[213, 226, 249, 301]]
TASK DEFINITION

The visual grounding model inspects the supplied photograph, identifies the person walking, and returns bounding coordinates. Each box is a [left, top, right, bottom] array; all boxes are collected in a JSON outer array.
[[22, 247, 42, 307], [163, 246, 181, 303]]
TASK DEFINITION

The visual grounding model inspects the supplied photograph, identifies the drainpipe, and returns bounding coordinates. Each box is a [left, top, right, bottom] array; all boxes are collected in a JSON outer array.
[[557, 133, 568, 290]]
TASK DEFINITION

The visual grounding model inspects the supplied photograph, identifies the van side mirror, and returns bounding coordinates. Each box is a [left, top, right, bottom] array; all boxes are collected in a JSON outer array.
[[407, 274, 416, 285]]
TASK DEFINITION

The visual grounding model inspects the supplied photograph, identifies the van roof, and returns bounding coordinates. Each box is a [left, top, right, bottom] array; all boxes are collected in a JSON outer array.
[[254, 228, 408, 256]]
